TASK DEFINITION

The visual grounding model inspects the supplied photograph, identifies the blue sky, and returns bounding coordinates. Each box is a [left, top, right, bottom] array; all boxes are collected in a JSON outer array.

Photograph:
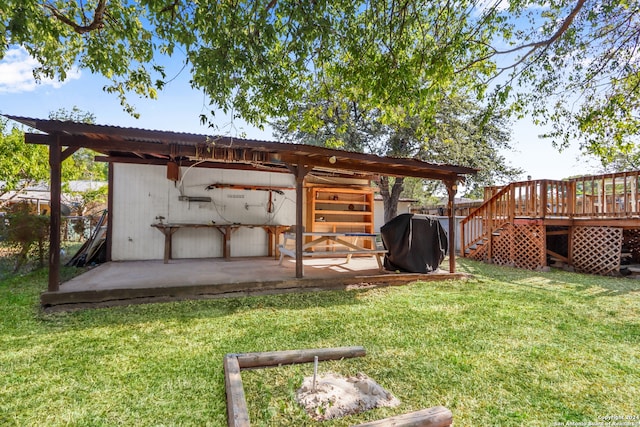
[[0, 46, 595, 181]]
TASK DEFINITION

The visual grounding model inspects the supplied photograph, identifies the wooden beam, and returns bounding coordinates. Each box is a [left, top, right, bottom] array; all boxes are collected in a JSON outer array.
[[48, 135, 62, 292], [352, 406, 453, 427], [26, 133, 183, 157], [61, 146, 79, 161], [234, 346, 366, 369], [94, 155, 292, 174], [223, 356, 250, 427], [546, 230, 570, 236], [546, 249, 569, 263], [27, 132, 469, 181]]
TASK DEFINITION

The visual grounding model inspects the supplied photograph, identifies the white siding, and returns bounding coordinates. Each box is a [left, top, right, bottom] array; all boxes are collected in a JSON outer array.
[[112, 163, 296, 261]]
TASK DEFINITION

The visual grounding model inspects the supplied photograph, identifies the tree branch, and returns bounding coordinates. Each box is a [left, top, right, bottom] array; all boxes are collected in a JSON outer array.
[[495, 0, 587, 57], [44, 0, 107, 34], [456, 0, 587, 76], [160, 0, 180, 20], [266, 0, 277, 12]]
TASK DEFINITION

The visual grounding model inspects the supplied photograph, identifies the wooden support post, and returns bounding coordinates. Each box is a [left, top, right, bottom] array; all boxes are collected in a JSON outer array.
[[568, 225, 574, 266], [540, 224, 547, 268], [287, 162, 311, 278], [223, 356, 250, 427], [106, 162, 113, 262], [234, 346, 366, 369], [48, 134, 62, 293], [295, 166, 306, 278], [352, 406, 453, 427], [446, 180, 457, 273]]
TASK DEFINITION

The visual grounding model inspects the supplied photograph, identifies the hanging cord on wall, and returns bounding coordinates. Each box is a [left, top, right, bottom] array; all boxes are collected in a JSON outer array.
[[177, 160, 207, 198]]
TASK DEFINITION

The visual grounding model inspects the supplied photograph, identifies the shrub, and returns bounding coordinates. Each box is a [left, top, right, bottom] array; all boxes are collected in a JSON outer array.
[[0, 202, 49, 273]]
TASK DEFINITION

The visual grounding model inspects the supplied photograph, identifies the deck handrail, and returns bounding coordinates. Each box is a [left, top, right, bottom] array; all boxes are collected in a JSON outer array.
[[460, 179, 570, 256], [460, 171, 640, 256], [460, 182, 515, 256]]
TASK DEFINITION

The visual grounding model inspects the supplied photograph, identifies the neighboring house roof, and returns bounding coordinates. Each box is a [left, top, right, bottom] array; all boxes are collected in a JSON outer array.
[[0, 181, 107, 193], [5, 116, 478, 183]]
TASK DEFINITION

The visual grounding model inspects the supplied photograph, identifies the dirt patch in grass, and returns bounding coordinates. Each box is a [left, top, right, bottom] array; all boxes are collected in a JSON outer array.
[[295, 372, 400, 421]]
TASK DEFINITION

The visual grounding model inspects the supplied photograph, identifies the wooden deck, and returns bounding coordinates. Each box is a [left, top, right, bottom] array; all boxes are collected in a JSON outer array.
[[43, 257, 469, 311], [461, 171, 640, 274]]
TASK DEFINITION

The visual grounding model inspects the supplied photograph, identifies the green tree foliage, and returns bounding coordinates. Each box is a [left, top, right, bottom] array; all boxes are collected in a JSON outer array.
[[490, 0, 640, 166], [49, 107, 108, 182], [274, 94, 521, 220], [1, 1, 636, 162], [0, 107, 105, 210], [0, 118, 49, 209]]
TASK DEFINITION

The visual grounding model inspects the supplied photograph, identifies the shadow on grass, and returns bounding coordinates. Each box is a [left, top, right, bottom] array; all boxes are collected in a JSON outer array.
[[456, 258, 640, 296]]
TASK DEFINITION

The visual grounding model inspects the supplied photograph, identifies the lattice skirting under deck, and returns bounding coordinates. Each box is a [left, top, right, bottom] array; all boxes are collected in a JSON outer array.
[[572, 226, 622, 275], [492, 223, 546, 270]]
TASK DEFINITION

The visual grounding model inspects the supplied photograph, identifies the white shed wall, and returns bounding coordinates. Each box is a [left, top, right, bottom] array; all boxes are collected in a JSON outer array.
[[112, 163, 296, 261]]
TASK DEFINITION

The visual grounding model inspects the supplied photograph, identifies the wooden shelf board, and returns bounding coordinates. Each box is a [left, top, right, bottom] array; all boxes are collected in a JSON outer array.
[[316, 210, 372, 215]]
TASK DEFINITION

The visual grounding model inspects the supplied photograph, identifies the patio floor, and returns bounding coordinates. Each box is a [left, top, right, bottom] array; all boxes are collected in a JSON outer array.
[[42, 256, 469, 311]]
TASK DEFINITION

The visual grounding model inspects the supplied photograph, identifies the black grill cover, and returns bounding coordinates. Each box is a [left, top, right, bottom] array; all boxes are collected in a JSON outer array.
[[381, 214, 448, 273]]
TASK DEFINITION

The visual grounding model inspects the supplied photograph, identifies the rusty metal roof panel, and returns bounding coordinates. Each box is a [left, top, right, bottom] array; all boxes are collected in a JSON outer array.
[[4, 115, 478, 177]]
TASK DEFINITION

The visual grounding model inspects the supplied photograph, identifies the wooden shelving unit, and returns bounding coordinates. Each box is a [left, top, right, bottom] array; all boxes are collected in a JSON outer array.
[[305, 186, 375, 248]]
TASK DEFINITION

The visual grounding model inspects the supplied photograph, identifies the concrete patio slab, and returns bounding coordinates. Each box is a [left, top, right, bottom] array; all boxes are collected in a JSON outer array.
[[42, 256, 468, 311]]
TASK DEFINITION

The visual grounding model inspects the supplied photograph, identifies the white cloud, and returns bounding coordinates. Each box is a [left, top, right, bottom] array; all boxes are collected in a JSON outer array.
[[0, 47, 81, 93], [476, 0, 510, 14]]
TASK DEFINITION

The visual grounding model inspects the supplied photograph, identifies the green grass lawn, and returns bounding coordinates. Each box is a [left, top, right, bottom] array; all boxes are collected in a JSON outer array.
[[1, 260, 638, 426]]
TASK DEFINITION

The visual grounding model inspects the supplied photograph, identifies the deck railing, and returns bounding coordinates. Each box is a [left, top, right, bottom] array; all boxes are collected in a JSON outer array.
[[460, 183, 514, 256], [460, 170, 640, 255], [570, 171, 640, 217]]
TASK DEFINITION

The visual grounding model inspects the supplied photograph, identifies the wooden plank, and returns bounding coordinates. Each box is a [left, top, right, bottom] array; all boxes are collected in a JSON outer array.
[[234, 346, 366, 369], [351, 406, 453, 427], [546, 230, 570, 236], [223, 356, 250, 427], [40, 272, 472, 310], [546, 249, 569, 263]]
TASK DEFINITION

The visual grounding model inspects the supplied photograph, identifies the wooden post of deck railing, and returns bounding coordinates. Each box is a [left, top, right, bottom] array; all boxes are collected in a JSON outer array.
[[486, 188, 494, 263], [540, 180, 548, 218], [568, 180, 576, 217], [509, 182, 516, 221]]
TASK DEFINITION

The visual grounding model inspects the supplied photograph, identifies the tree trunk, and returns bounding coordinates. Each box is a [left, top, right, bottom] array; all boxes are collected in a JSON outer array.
[[377, 176, 404, 224]]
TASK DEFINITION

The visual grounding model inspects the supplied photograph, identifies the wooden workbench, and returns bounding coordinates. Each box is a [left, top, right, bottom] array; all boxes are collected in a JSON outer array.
[[151, 223, 291, 263]]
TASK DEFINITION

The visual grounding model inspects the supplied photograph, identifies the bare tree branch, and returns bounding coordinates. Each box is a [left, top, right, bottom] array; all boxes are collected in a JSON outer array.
[[495, 0, 587, 56]]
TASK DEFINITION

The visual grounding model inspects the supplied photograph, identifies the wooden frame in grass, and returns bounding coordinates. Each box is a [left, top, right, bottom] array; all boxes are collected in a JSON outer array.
[[222, 346, 453, 427]]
